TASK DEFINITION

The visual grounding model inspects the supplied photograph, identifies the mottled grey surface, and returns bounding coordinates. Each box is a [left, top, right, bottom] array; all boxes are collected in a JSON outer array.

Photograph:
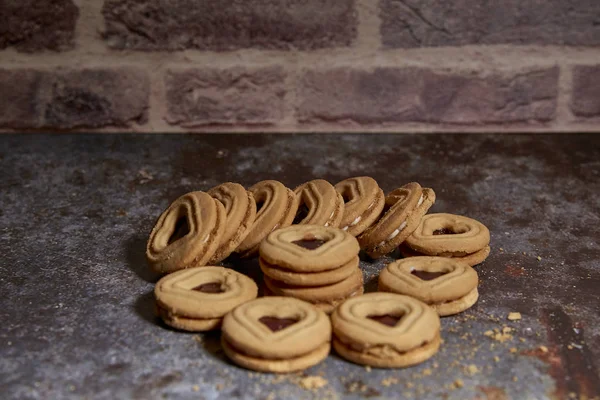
[[1, 134, 599, 400]]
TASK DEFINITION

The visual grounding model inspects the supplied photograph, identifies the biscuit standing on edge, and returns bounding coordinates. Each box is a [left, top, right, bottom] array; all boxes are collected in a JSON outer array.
[[334, 176, 385, 237], [207, 182, 257, 264], [235, 180, 299, 258], [379, 257, 479, 316], [146, 191, 226, 274], [259, 225, 363, 314], [293, 179, 345, 228], [358, 182, 435, 259], [331, 293, 441, 368], [221, 297, 332, 373], [155, 266, 258, 331], [401, 213, 491, 266]]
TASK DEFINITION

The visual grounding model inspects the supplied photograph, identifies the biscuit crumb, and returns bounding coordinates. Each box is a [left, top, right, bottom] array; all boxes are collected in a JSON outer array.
[[381, 377, 399, 387], [499, 247, 504, 251], [519, 338, 526, 343], [539, 345, 549, 353], [299, 376, 328, 390], [508, 312, 522, 321], [433, 362, 439, 369], [365, 366, 372, 372], [494, 356, 500, 362], [537, 256, 542, 261], [567, 345, 573, 350], [513, 376, 519, 382], [192, 335, 203, 343], [466, 364, 479, 375], [192, 385, 199, 392], [406, 382, 414, 389], [215, 384, 223, 391], [510, 347, 518, 353], [454, 379, 464, 388], [422, 368, 432, 376]]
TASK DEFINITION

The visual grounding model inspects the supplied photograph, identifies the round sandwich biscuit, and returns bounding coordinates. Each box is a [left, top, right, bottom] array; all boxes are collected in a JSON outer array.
[[155, 266, 258, 331], [399, 244, 491, 267], [221, 297, 331, 373], [293, 179, 344, 228], [235, 180, 299, 258], [331, 293, 441, 368], [403, 213, 490, 265], [207, 182, 257, 264], [260, 256, 359, 287], [334, 176, 385, 237], [358, 183, 435, 259], [146, 191, 226, 274], [379, 257, 479, 316]]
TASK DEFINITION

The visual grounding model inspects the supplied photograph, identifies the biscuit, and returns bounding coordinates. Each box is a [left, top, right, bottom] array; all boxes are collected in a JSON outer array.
[[293, 179, 344, 228], [207, 182, 257, 264], [379, 257, 479, 316], [403, 213, 490, 264], [235, 180, 299, 258], [399, 244, 491, 267], [259, 225, 360, 272], [335, 176, 385, 237], [146, 191, 226, 274], [264, 269, 364, 314], [358, 183, 435, 259], [331, 293, 441, 368], [221, 297, 331, 372], [260, 256, 359, 287], [155, 266, 258, 331]]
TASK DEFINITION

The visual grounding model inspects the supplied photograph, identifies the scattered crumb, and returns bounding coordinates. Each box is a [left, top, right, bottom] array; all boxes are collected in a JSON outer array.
[[433, 362, 439, 369], [192, 335, 203, 344], [299, 376, 328, 390], [503, 326, 513, 334], [510, 348, 518, 353], [539, 345, 549, 353], [422, 368, 432, 376], [519, 338, 526, 343], [365, 366, 372, 372], [567, 345, 573, 350], [494, 356, 500, 362], [466, 365, 480, 375], [264, 394, 275, 400], [215, 384, 223, 391], [381, 377, 399, 387], [537, 256, 542, 261], [513, 376, 519, 382], [499, 247, 504, 251], [192, 385, 199, 392], [454, 379, 464, 389], [68, 385, 75, 392], [508, 312, 522, 321], [406, 382, 415, 389]]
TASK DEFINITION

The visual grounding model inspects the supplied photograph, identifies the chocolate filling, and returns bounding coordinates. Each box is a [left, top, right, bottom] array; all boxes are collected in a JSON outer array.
[[168, 216, 190, 245], [292, 238, 327, 250], [259, 316, 299, 332], [192, 282, 224, 293], [433, 228, 456, 235], [411, 270, 448, 281], [368, 313, 404, 327], [293, 204, 310, 224]]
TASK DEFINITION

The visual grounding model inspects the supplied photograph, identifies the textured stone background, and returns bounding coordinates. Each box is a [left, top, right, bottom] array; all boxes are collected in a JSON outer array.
[[0, 0, 599, 132]]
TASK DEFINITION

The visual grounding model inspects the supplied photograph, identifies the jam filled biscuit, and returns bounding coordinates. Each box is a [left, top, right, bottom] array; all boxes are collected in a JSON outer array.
[[331, 293, 441, 368], [358, 183, 435, 259], [403, 213, 491, 266], [207, 182, 257, 264], [399, 244, 490, 268], [235, 180, 299, 258], [146, 191, 226, 274], [379, 257, 479, 316], [293, 179, 344, 228], [221, 297, 331, 373], [334, 176, 385, 237], [259, 225, 363, 313], [155, 266, 258, 331]]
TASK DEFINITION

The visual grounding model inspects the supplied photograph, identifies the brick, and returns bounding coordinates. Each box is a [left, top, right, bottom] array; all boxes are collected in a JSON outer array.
[[0, 68, 149, 129], [102, 0, 356, 50], [297, 67, 558, 125], [165, 67, 286, 126], [381, 0, 600, 48], [571, 66, 600, 118], [0, 0, 79, 51]]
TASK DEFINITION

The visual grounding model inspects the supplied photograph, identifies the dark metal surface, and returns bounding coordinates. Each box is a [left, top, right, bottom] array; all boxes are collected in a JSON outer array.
[[1, 134, 599, 400]]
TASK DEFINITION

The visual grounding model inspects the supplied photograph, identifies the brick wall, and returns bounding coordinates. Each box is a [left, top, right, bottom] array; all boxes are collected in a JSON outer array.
[[1, 0, 599, 133]]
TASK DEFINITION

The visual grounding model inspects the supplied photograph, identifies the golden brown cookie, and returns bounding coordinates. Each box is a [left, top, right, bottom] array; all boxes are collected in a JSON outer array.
[[155, 266, 258, 331], [331, 293, 441, 368], [259, 225, 360, 272], [293, 179, 344, 228], [146, 191, 226, 274], [403, 213, 490, 264], [399, 244, 491, 267], [358, 183, 435, 259], [207, 182, 257, 264], [221, 297, 331, 372], [378, 257, 479, 316], [264, 269, 364, 314], [334, 176, 385, 237], [235, 180, 299, 258], [260, 256, 359, 287]]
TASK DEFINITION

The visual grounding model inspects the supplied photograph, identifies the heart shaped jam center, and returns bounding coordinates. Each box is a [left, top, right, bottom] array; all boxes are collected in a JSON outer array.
[[259, 316, 299, 332], [433, 227, 457, 235], [192, 282, 224, 293], [411, 270, 448, 281], [368, 313, 404, 327]]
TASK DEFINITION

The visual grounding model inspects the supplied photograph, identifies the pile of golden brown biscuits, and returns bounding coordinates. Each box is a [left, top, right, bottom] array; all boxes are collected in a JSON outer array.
[[148, 177, 490, 372]]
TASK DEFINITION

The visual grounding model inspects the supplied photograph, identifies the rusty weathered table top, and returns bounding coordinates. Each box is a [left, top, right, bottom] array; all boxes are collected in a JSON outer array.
[[1, 133, 599, 400]]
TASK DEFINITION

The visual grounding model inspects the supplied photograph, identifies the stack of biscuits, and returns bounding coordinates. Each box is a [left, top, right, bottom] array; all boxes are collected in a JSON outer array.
[[258, 225, 364, 314]]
